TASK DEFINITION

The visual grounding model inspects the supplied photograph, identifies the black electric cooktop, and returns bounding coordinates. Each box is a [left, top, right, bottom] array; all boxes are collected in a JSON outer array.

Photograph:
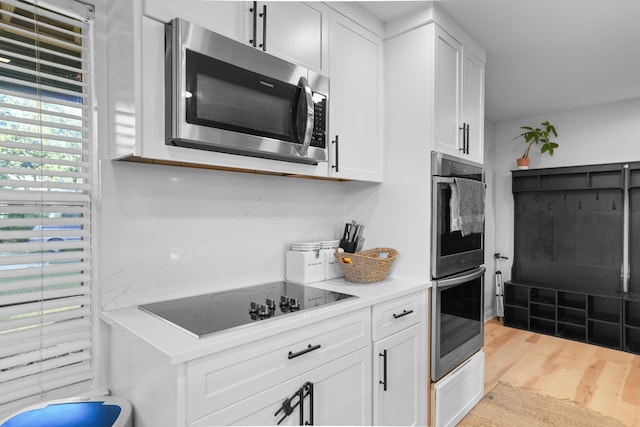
[[139, 282, 357, 338]]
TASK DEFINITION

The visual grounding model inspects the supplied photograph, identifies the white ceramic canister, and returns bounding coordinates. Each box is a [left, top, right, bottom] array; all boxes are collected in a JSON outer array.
[[286, 242, 325, 284], [321, 240, 343, 280]]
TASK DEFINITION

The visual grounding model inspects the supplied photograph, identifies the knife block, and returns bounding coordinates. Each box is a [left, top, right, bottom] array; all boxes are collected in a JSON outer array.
[[339, 238, 358, 253]]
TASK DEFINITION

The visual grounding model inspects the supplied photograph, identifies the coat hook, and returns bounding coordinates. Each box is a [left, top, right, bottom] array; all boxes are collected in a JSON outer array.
[[523, 203, 527, 210], [564, 193, 568, 201], [579, 201, 583, 209], [613, 200, 616, 210], [596, 192, 600, 200], [548, 203, 552, 210], [535, 194, 540, 201]]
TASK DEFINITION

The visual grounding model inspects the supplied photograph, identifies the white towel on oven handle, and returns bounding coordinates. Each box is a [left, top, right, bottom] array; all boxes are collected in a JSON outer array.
[[450, 181, 461, 232], [453, 177, 485, 236]]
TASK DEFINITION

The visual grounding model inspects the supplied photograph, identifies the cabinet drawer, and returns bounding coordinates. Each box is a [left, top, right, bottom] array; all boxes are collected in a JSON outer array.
[[186, 308, 371, 421], [372, 292, 422, 341]]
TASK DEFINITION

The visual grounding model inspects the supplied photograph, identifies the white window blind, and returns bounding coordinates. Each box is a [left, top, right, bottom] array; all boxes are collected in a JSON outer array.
[[0, 0, 94, 412]]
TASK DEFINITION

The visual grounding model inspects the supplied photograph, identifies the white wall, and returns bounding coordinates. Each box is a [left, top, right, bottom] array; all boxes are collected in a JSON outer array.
[[492, 97, 640, 283], [99, 161, 347, 310], [483, 119, 497, 321]]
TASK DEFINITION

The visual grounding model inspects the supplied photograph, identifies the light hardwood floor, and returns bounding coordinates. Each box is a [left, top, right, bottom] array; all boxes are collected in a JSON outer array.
[[483, 318, 640, 426]]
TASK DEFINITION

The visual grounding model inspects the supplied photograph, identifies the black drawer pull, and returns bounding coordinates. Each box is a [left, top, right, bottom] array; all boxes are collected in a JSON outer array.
[[392, 309, 413, 319], [288, 344, 321, 360]]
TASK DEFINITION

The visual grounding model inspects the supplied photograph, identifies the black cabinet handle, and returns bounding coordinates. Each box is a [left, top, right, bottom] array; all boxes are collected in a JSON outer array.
[[459, 123, 470, 154], [379, 350, 388, 391], [302, 382, 314, 425], [259, 4, 267, 51], [249, 1, 257, 47], [288, 344, 321, 359], [331, 135, 339, 172], [392, 309, 413, 319], [465, 123, 470, 154]]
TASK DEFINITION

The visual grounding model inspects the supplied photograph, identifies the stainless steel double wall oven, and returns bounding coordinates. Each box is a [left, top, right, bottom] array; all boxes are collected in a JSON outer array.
[[431, 152, 485, 382]]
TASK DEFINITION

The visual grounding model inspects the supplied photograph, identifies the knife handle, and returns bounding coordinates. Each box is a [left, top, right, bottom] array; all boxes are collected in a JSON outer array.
[[342, 223, 350, 240]]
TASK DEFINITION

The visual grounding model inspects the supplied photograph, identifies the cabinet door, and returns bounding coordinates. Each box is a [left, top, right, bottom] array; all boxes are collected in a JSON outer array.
[[307, 347, 372, 425], [434, 27, 463, 159], [328, 12, 383, 182], [257, 2, 329, 74], [373, 324, 424, 426], [461, 47, 485, 164], [143, 0, 246, 41]]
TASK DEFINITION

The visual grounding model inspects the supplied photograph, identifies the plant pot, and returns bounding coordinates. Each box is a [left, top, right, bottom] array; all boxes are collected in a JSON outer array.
[[516, 157, 530, 170]]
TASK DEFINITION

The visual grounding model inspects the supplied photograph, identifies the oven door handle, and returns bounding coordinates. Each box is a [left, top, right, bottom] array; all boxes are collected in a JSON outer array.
[[434, 266, 486, 290], [433, 176, 456, 184], [433, 176, 484, 184]]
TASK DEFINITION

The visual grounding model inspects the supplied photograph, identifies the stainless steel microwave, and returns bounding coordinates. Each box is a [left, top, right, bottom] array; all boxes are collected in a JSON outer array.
[[165, 18, 329, 165]]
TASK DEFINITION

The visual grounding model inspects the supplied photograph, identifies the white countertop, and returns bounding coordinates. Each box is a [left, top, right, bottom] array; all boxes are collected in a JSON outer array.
[[101, 276, 430, 364]]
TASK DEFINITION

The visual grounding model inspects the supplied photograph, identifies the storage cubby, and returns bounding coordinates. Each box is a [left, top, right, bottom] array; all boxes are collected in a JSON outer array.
[[625, 300, 640, 328], [530, 318, 555, 335], [588, 321, 621, 349], [530, 288, 555, 305], [557, 307, 585, 326], [588, 295, 621, 324], [504, 281, 623, 351], [530, 304, 554, 321], [558, 291, 586, 310], [505, 284, 528, 308], [624, 299, 640, 354], [504, 306, 528, 330], [625, 326, 640, 354]]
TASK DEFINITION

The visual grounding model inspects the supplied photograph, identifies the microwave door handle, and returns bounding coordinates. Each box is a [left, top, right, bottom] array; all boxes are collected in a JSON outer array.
[[435, 266, 486, 290], [296, 76, 314, 157]]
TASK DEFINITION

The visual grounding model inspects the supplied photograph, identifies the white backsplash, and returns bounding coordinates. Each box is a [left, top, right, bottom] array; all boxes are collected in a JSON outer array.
[[100, 160, 347, 310]]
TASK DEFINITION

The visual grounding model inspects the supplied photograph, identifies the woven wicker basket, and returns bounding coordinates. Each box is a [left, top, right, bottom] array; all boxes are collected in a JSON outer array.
[[334, 248, 398, 283]]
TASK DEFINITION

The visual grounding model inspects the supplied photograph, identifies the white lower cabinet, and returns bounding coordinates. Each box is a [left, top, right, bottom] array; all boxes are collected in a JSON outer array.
[[373, 325, 422, 426], [193, 347, 371, 426], [108, 289, 428, 426], [372, 292, 426, 426]]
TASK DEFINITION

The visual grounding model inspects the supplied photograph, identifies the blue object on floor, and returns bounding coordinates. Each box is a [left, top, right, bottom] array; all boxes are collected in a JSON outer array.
[[1, 397, 132, 427]]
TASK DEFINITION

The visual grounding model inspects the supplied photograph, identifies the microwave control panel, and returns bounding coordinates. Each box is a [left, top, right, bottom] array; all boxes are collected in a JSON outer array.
[[311, 93, 327, 148]]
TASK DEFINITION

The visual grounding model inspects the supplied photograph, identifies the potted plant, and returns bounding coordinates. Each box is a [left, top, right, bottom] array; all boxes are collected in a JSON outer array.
[[513, 120, 558, 169]]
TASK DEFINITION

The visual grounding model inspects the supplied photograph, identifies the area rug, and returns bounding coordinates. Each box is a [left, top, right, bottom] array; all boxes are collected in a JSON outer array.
[[457, 382, 625, 427]]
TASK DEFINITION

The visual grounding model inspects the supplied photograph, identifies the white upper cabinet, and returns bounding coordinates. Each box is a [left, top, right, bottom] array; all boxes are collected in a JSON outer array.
[[144, 1, 329, 74], [461, 47, 485, 164], [252, 2, 329, 75], [143, 0, 246, 41], [328, 11, 384, 182], [434, 28, 463, 160], [107, 0, 385, 181], [434, 25, 485, 164]]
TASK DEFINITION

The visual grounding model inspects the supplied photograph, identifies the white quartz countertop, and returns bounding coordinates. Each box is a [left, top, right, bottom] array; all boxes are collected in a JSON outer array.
[[101, 276, 430, 364]]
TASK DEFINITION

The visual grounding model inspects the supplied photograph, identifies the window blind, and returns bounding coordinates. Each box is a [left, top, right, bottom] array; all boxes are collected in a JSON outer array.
[[0, 0, 94, 411]]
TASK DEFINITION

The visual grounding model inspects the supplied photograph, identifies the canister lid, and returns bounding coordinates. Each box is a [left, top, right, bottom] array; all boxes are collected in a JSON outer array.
[[290, 242, 320, 251], [320, 240, 340, 249]]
